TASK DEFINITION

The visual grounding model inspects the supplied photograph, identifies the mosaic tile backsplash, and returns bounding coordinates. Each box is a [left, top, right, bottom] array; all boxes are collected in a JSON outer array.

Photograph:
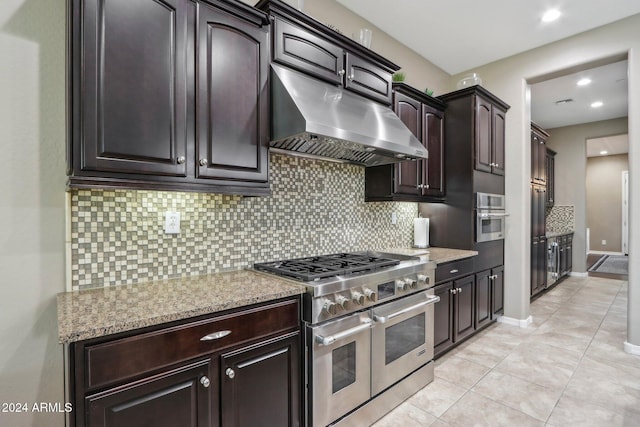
[[70, 153, 417, 290], [546, 205, 575, 234]]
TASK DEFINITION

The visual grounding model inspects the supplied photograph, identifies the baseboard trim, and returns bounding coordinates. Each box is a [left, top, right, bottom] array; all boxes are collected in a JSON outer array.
[[589, 250, 624, 256], [624, 341, 640, 355], [570, 272, 588, 277], [497, 315, 532, 328]]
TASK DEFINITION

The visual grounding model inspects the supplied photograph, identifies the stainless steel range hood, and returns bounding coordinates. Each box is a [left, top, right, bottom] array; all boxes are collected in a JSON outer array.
[[270, 64, 428, 166]]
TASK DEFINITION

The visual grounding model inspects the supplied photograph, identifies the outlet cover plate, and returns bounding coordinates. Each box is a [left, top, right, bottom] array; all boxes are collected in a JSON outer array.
[[165, 211, 181, 234]]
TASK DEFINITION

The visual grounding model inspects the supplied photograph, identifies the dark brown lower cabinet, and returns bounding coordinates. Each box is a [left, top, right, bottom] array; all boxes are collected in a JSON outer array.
[[71, 297, 301, 427], [434, 275, 474, 357], [221, 333, 300, 427], [531, 238, 547, 297], [434, 265, 504, 358], [87, 359, 214, 427]]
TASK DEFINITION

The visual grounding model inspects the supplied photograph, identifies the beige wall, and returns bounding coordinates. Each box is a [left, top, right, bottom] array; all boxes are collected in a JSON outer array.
[[586, 153, 629, 252], [546, 118, 628, 259], [245, 0, 452, 94], [449, 13, 640, 340], [0, 0, 66, 426]]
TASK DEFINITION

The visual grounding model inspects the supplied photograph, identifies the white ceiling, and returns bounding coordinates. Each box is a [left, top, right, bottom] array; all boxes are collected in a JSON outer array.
[[335, 0, 640, 75], [335, 0, 636, 130], [586, 134, 628, 158], [530, 60, 628, 129]]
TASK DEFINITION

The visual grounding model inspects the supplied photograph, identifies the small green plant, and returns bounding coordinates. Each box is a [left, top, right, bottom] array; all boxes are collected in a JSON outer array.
[[392, 72, 406, 82], [424, 88, 434, 96]]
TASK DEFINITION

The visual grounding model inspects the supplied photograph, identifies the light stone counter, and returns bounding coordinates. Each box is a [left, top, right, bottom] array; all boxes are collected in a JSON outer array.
[[383, 247, 478, 264], [57, 270, 305, 343]]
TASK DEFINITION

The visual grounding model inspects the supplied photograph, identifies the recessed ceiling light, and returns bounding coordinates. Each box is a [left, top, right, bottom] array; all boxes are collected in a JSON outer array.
[[600, 150, 608, 155], [577, 78, 591, 86], [591, 101, 604, 108], [542, 9, 561, 23]]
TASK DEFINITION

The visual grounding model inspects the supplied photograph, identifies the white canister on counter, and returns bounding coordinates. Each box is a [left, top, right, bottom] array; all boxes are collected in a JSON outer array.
[[414, 217, 429, 248]]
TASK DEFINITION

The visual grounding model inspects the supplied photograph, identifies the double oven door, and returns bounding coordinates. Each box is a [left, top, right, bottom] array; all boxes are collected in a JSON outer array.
[[307, 290, 438, 427]]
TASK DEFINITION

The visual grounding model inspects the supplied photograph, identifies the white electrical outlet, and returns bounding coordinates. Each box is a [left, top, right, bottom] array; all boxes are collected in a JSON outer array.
[[165, 211, 181, 234], [391, 212, 397, 225], [602, 239, 607, 246]]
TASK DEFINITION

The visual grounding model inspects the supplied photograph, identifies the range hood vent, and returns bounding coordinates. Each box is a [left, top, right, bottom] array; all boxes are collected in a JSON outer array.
[[270, 64, 428, 167]]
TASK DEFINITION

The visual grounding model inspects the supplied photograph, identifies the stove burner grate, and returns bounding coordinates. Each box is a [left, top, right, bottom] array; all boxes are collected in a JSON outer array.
[[254, 252, 400, 281]]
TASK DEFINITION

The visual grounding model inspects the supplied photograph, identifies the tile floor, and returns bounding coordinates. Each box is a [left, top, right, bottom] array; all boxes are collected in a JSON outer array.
[[373, 275, 640, 427]]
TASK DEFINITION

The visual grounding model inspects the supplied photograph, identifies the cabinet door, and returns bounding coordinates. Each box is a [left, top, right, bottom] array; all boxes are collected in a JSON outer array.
[[566, 236, 573, 273], [492, 106, 506, 175], [273, 17, 343, 84], [475, 270, 492, 330], [453, 275, 475, 342], [221, 333, 300, 427], [344, 53, 393, 104], [422, 104, 445, 197], [434, 283, 454, 357], [87, 359, 213, 427], [197, 4, 269, 183], [393, 92, 422, 196], [531, 133, 539, 183], [474, 96, 493, 173], [78, 0, 190, 176], [538, 238, 547, 290], [546, 151, 555, 207], [491, 266, 504, 318]]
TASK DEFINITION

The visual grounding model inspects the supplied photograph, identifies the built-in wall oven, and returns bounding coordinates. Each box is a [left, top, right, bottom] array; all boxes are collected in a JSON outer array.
[[254, 252, 437, 427], [476, 192, 508, 242]]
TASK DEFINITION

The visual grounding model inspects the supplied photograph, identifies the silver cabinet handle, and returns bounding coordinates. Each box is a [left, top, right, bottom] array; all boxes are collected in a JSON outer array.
[[337, 69, 345, 76], [226, 368, 235, 379], [200, 376, 210, 388], [450, 288, 457, 294], [199, 158, 208, 166], [373, 295, 440, 324], [457, 288, 462, 293], [315, 318, 373, 346], [177, 156, 186, 164], [450, 269, 459, 274], [200, 330, 231, 341], [348, 67, 355, 80]]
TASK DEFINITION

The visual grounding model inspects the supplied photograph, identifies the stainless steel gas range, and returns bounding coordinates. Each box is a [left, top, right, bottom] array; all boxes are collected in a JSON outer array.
[[254, 252, 438, 427]]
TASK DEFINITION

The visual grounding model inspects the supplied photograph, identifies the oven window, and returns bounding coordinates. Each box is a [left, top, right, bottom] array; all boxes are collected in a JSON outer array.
[[385, 313, 425, 365], [481, 218, 502, 233], [332, 342, 356, 393]]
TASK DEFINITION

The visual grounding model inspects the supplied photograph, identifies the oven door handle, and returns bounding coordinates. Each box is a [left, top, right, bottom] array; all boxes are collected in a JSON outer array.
[[373, 295, 440, 324], [315, 318, 373, 346], [478, 212, 510, 218]]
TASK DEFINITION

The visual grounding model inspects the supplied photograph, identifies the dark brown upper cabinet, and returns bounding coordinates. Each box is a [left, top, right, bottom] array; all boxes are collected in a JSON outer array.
[[68, 0, 270, 196], [439, 86, 509, 179], [258, 0, 397, 105], [365, 83, 446, 202], [546, 148, 556, 207], [531, 122, 549, 185]]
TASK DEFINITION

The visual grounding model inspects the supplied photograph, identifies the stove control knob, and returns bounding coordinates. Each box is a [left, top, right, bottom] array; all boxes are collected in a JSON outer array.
[[352, 292, 365, 306], [405, 279, 418, 289], [335, 295, 351, 311], [323, 299, 338, 316], [417, 274, 430, 285], [364, 288, 377, 302], [395, 279, 408, 292]]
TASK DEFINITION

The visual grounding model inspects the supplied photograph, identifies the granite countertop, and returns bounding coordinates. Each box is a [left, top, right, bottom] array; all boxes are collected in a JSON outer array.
[[57, 270, 305, 344], [383, 247, 478, 264]]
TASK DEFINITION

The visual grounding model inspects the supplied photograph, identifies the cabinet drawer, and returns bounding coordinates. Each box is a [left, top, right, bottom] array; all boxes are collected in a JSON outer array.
[[273, 17, 343, 84], [83, 298, 299, 391], [435, 258, 474, 283]]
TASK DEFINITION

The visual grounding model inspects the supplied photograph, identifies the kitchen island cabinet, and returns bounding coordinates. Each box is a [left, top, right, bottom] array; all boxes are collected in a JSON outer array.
[[365, 83, 446, 202], [68, 0, 270, 196], [69, 297, 301, 427]]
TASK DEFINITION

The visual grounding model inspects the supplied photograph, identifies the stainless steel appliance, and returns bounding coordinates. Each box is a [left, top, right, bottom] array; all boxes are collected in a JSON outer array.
[[547, 236, 560, 285], [476, 192, 508, 242], [254, 252, 438, 427]]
